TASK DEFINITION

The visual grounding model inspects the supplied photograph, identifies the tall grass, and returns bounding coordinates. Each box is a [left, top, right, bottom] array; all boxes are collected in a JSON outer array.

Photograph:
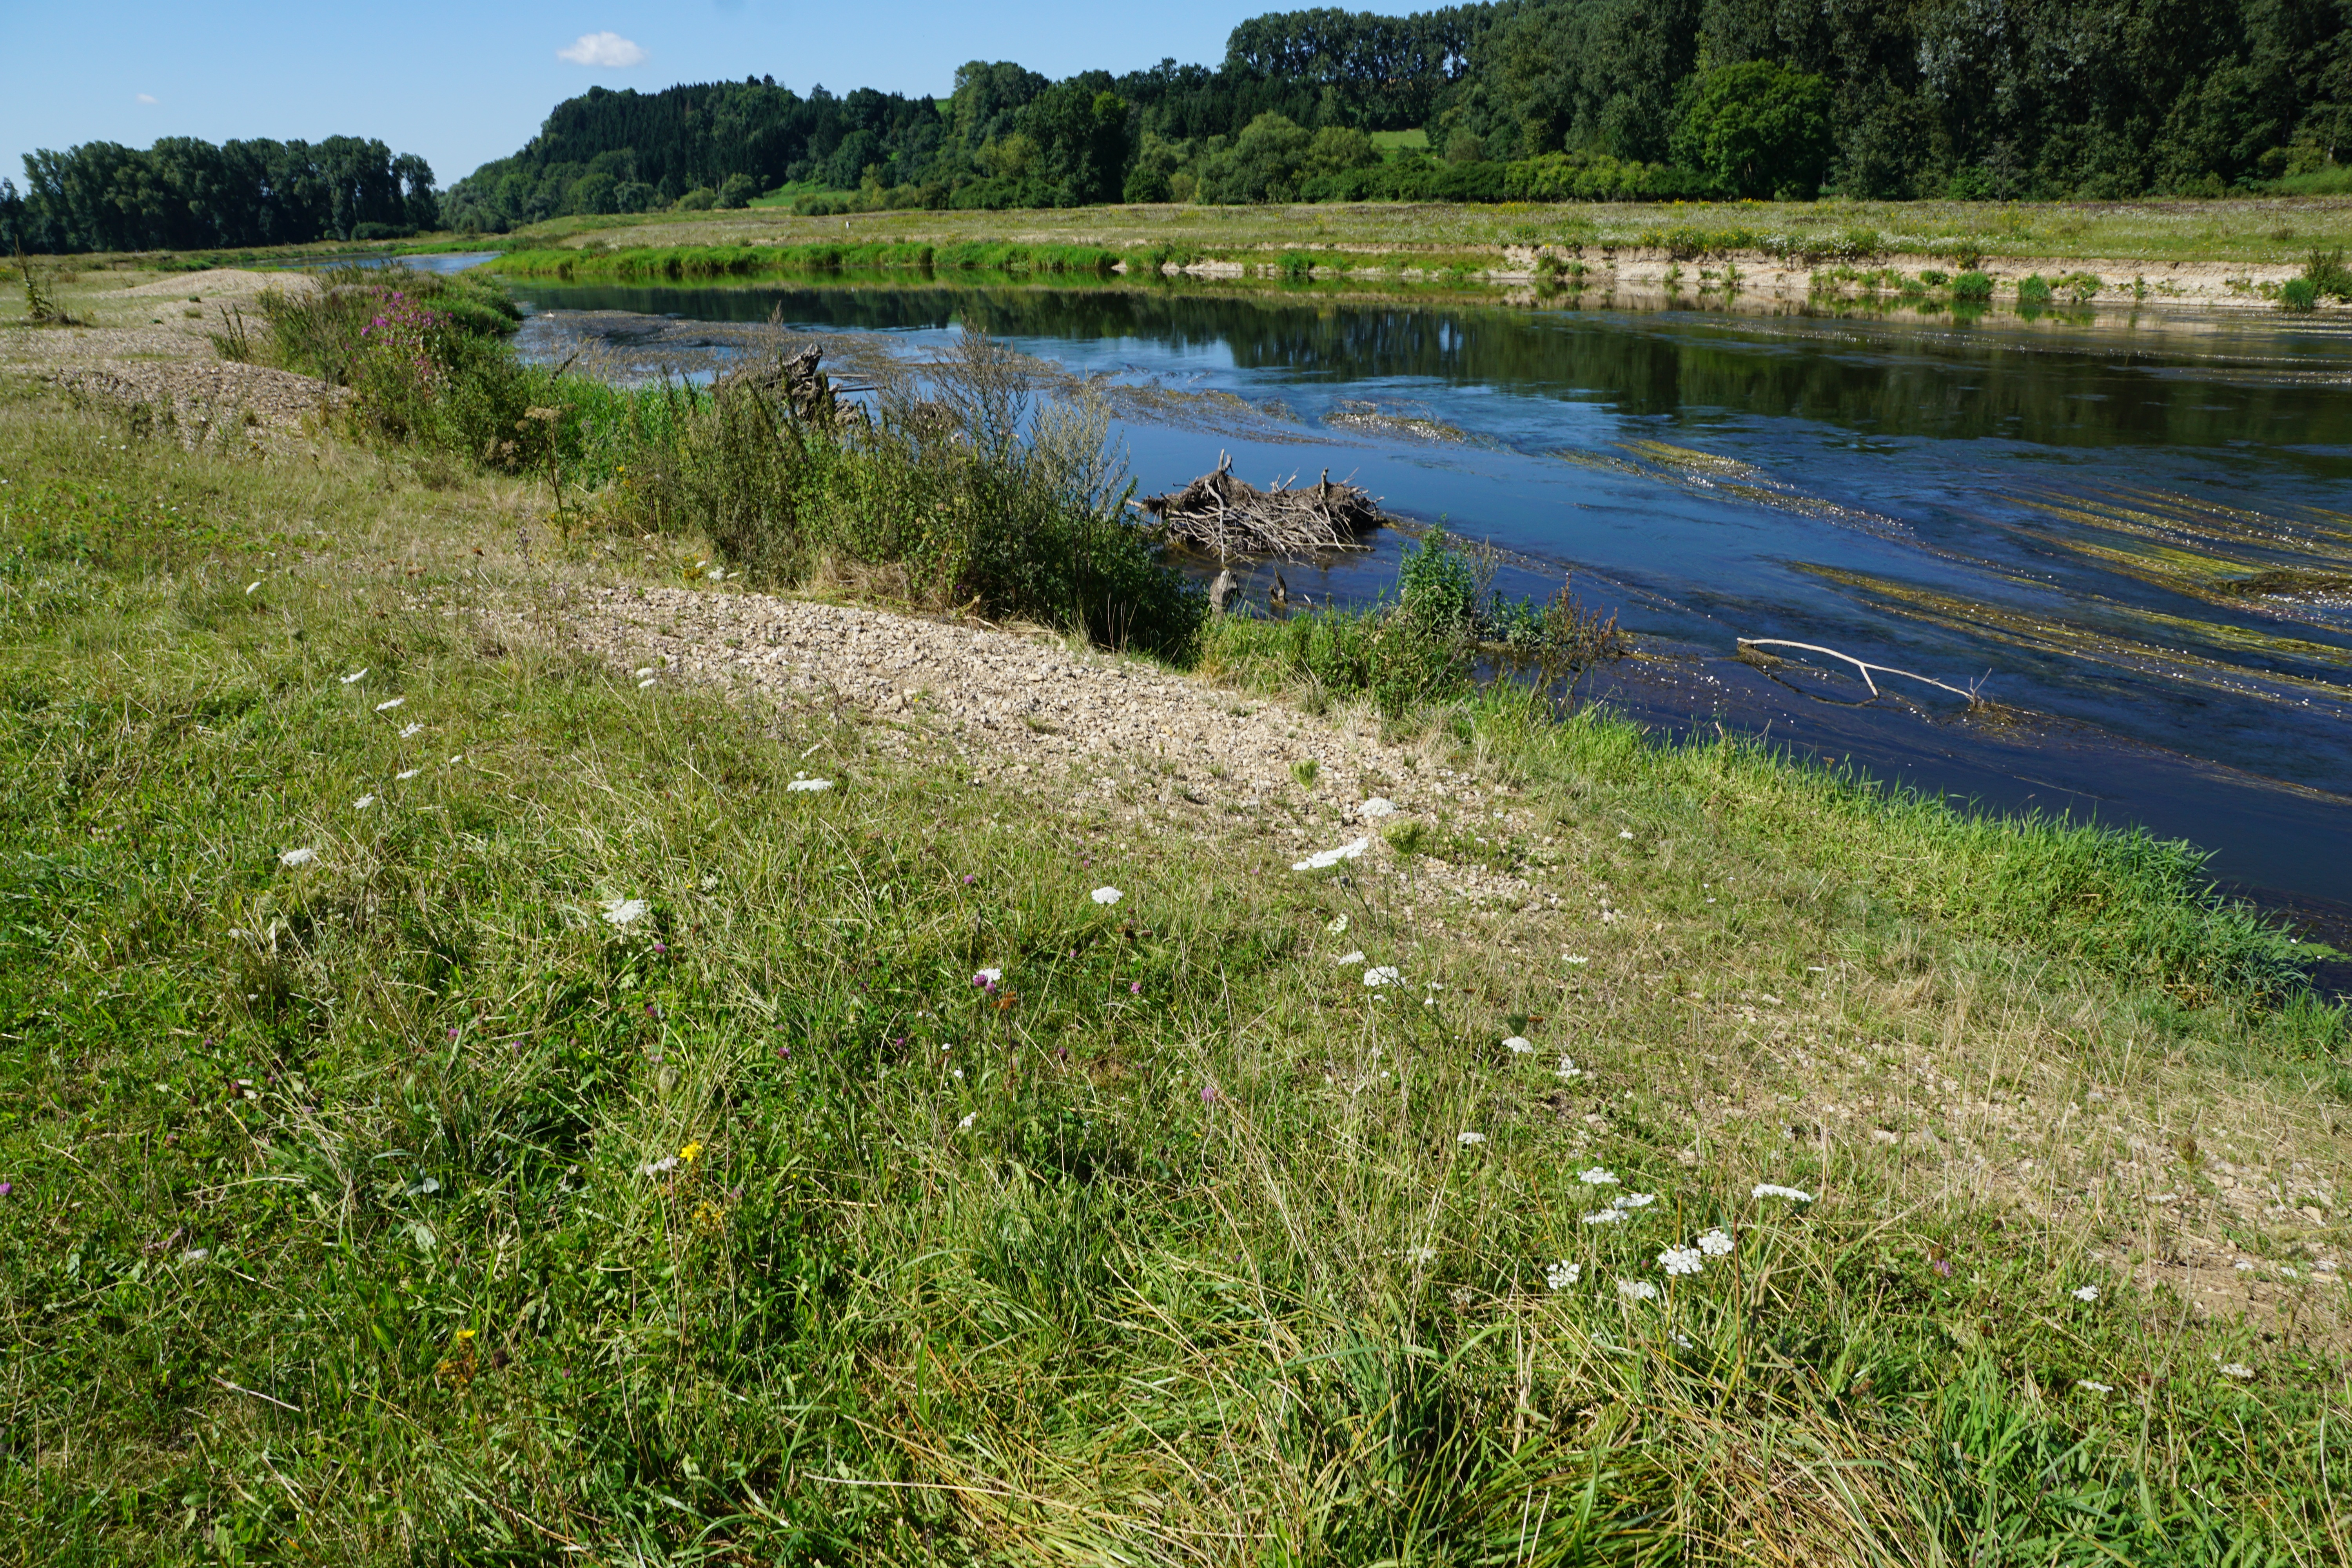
[[1, 396, 2345, 1563], [486, 241, 1129, 283]]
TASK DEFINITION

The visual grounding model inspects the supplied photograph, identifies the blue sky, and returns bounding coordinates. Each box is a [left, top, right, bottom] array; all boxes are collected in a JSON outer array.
[[2, 0, 1423, 193]]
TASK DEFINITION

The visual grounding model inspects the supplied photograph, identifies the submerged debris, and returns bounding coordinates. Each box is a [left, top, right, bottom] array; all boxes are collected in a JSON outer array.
[[1136, 453, 1382, 557], [718, 345, 860, 426]]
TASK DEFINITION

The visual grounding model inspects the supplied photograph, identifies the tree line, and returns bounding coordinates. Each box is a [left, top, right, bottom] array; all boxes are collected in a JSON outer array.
[[1, 138, 438, 255], [439, 0, 2348, 225], [7, 0, 2348, 252]]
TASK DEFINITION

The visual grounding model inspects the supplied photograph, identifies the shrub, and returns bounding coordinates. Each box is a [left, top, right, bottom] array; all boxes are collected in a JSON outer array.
[[622, 331, 1205, 659], [1952, 270, 1993, 301], [2302, 246, 2352, 301], [2056, 270, 2102, 302], [674, 187, 716, 211], [2017, 273, 2053, 305], [2281, 277, 2319, 311], [1919, 269, 1950, 287]]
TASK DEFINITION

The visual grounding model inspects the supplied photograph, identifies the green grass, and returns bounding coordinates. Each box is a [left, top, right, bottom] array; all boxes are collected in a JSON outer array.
[[1, 381, 2348, 1563], [485, 194, 2352, 274], [485, 240, 1131, 284]]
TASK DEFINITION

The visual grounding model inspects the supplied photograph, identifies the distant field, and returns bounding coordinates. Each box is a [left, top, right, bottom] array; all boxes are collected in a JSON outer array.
[[490, 194, 2352, 272]]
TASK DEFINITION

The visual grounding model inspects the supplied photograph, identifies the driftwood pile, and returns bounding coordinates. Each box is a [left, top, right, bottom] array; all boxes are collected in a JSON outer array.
[[1135, 453, 1381, 557], [719, 345, 857, 426]]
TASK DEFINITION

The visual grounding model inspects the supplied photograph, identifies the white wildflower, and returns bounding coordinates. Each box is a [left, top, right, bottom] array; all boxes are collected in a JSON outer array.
[[1293, 836, 1371, 872], [180, 1247, 210, 1263], [398, 722, 422, 738], [1545, 1260, 1581, 1290], [340, 668, 368, 684], [1457, 1131, 1486, 1145], [1503, 1036, 1535, 1054], [1326, 913, 1349, 934], [784, 778, 834, 793], [1334, 949, 1367, 965], [1363, 965, 1401, 987], [1615, 1278, 1658, 1301], [2234, 1260, 2256, 1272], [1405, 1245, 1435, 1265], [1582, 1209, 1625, 1225], [2071, 1285, 2099, 1302], [1613, 1192, 1656, 1210], [1360, 797, 1397, 819], [634, 668, 655, 677], [1698, 1228, 1734, 1256], [278, 847, 316, 867], [641, 1154, 679, 1176], [1579, 1167, 1619, 1185], [2079, 1380, 2114, 1394], [1091, 886, 1123, 905], [353, 794, 377, 810], [1617, 830, 1633, 840], [396, 769, 420, 781], [2219, 1362, 2254, 1380], [1752, 1183, 1813, 1203], [1555, 1055, 1584, 1080], [1562, 954, 1590, 965], [957, 1112, 976, 1131], [974, 968, 1002, 987], [599, 897, 649, 927], [1660, 1246, 1704, 1276], [374, 697, 404, 712], [638, 678, 657, 689]]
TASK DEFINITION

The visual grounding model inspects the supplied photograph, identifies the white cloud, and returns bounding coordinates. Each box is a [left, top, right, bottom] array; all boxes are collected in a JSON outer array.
[[558, 31, 648, 67], [136, 94, 159, 105]]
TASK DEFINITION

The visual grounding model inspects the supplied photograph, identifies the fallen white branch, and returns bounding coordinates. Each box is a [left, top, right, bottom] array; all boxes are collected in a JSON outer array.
[[1735, 639, 1985, 706]]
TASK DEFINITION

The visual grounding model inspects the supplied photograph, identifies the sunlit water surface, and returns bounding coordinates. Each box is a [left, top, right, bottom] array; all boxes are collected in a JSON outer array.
[[499, 278, 2352, 949]]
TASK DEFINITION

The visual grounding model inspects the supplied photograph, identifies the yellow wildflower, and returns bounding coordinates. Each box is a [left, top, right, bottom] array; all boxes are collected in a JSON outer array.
[[679, 1141, 703, 1163]]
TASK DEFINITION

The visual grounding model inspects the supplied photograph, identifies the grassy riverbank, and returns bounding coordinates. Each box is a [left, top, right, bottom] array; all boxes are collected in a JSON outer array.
[[3, 294, 2351, 1559], [479, 194, 2352, 284]]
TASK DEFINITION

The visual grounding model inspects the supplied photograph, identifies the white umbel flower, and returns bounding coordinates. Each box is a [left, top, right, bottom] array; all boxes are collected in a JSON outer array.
[[1457, 1131, 1486, 1145], [278, 847, 316, 867], [785, 778, 833, 793], [1363, 965, 1401, 987], [1503, 1036, 1535, 1054], [374, 697, 404, 712], [1659, 1246, 1704, 1276], [340, 668, 368, 684], [1292, 837, 1370, 871], [1091, 886, 1123, 905], [1615, 1278, 1658, 1301], [2071, 1285, 2099, 1302], [1579, 1168, 1619, 1185], [1752, 1183, 1813, 1203], [599, 897, 649, 926], [1698, 1229, 1734, 1256], [1545, 1260, 1581, 1290]]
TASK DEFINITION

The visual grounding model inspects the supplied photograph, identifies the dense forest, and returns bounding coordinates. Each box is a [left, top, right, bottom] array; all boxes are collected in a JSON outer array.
[[0, 139, 437, 254], [6, 0, 2348, 252], [437, 0, 2351, 225]]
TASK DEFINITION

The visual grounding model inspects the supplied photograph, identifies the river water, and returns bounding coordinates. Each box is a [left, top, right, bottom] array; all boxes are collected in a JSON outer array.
[[492, 274, 2352, 956]]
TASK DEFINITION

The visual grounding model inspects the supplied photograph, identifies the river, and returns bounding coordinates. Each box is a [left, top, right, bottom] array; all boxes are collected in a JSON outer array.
[[487, 272, 2352, 969]]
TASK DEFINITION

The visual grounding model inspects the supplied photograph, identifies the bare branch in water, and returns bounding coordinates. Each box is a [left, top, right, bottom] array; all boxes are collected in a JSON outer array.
[[1736, 638, 1987, 708]]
